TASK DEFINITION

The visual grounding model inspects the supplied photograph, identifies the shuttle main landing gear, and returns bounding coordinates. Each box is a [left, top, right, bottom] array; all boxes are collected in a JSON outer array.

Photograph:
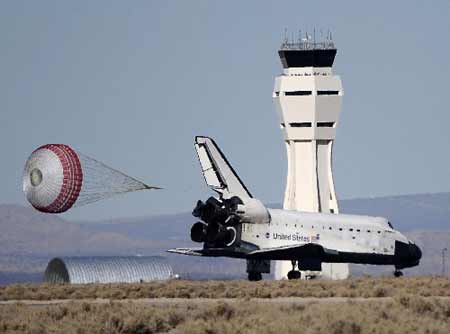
[[394, 269, 403, 278], [246, 259, 269, 281], [248, 271, 262, 281], [287, 260, 301, 280]]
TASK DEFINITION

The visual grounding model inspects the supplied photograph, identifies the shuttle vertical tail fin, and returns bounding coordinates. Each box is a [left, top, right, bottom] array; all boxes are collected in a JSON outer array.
[[194, 136, 252, 199]]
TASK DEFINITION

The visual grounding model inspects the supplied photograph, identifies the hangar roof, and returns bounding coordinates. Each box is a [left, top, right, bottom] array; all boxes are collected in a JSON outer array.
[[44, 256, 174, 284]]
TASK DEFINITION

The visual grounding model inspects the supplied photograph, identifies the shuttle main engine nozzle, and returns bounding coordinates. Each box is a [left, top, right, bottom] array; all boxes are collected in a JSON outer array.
[[190, 221, 207, 243], [190, 195, 267, 247], [190, 220, 236, 247]]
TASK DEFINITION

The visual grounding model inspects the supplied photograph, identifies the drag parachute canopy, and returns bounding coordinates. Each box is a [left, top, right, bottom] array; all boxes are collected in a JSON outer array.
[[23, 144, 160, 213]]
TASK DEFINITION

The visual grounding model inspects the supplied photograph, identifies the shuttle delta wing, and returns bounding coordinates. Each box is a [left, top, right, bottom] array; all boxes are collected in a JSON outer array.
[[194, 136, 252, 199], [166, 248, 204, 256], [167, 247, 245, 257], [247, 243, 338, 260]]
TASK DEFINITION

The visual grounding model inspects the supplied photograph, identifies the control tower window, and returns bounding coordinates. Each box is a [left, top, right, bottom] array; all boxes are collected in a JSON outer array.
[[317, 122, 335, 128], [285, 91, 312, 96], [317, 90, 339, 95], [290, 122, 312, 128]]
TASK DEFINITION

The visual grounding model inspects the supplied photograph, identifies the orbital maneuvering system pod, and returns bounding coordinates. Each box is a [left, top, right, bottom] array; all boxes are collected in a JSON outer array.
[[273, 32, 350, 280]]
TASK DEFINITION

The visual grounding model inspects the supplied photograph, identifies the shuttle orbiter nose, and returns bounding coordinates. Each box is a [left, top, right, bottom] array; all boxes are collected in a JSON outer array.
[[395, 241, 422, 268], [409, 243, 422, 263]]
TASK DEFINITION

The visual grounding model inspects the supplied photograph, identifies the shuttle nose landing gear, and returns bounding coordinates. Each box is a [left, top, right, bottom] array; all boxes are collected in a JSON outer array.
[[287, 260, 301, 280]]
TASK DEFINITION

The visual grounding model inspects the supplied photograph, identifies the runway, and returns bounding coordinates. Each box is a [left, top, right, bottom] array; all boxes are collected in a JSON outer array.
[[2, 296, 450, 307]]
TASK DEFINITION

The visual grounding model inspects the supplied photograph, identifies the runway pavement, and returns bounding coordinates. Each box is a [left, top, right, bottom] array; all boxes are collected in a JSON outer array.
[[1, 296, 450, 307]]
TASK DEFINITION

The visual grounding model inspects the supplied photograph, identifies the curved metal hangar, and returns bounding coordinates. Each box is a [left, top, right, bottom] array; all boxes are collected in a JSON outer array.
[[44, 256, 175, 284]]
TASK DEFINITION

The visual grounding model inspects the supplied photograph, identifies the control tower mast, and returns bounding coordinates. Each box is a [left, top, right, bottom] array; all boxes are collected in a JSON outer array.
[[272, 32, 349, 280]]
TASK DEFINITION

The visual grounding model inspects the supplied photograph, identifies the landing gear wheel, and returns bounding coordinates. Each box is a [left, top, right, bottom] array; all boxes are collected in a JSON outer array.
[[287, 260, 301, 280], [248, 272, 262, 281], [287, 270, 301, 280], [394, 270, 403, 278]]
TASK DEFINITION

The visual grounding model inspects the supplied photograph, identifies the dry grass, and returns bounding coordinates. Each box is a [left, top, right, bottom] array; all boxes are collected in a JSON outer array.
[[0, 295, 449, 334], [1, 277, 450, 301]]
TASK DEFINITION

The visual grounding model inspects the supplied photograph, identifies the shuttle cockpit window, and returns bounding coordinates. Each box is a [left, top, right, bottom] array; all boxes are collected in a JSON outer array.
[[388, 221, 394, 229]]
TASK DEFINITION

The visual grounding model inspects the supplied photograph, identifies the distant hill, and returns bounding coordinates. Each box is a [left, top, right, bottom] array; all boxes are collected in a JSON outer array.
[[340, 193, 450, 231], [0, 192, 449, 284], [77, 192, 450, 234], [0, 204, 183, 258]]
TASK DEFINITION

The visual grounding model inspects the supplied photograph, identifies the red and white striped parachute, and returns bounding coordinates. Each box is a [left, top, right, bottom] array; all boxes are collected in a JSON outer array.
[[23, 144, 160, 213]]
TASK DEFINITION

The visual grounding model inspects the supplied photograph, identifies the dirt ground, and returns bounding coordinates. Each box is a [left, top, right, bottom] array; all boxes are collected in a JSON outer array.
[[0, 277, 449, 333], [0, 296, 449, 334], [1, 276, 450, 301]]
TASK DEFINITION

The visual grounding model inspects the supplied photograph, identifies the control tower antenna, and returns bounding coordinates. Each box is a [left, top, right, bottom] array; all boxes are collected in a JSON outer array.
[[273, 30, 349, 280], [283, 28, 288, 44]]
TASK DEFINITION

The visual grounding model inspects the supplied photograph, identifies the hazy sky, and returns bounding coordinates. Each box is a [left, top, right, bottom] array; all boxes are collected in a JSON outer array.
[[1, 1, 449, 221]]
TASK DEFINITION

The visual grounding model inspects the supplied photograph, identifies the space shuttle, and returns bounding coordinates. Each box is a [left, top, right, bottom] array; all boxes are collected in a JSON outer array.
[[168, 136, 422, 281]]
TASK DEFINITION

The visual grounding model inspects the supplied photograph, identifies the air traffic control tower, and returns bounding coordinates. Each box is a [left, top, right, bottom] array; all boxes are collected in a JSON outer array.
[[272, 33, 349, 280]]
